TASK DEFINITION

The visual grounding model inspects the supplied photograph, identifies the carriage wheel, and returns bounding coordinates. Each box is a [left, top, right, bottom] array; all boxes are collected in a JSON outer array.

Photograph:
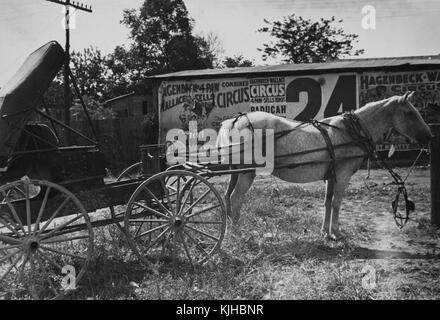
[[0, 179, 93, 299], [116, 162, 142, 181], [124, 170, 226, 267]]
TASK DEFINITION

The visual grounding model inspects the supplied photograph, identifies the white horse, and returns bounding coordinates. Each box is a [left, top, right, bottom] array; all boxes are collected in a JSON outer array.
[[217, 92, 432, 240]]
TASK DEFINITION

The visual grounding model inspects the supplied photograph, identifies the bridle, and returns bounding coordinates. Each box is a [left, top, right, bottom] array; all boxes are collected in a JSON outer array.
[[343, 111, 415, 229]]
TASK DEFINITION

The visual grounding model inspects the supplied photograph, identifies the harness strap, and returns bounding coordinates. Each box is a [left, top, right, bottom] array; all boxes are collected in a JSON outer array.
[[310, 120, 337, 181], [232, 112, 254, 131]]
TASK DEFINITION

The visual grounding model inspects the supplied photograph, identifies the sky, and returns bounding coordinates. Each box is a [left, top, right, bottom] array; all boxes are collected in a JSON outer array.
[[1, 0, 440, 86]]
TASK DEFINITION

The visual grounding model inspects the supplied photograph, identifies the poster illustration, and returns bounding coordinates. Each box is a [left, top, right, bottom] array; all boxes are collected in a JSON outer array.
[[158, 73, 358, 142], [249, 77, 286, 117], [283, 73, 357, 121], [359, 70, 440, 123]]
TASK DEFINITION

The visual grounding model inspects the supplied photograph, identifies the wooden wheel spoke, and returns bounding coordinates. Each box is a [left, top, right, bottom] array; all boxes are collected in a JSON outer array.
[[134, 222, 145, 237], [183, 230, 209, 258], [38, 196, 72, 236], [0, 251, 24, 283], [29, 254, 38, 299], [1, 190, 26, 235], [143, 226, 171, 252], [0, 243, 23, 251], [34, 186, 51, 233], [40, 214, 83, 240], [185, 225, 219, 242], [134, 223, 169, 240], [179, 232, 194, 268], [126, 171, 226, 267], [0, 216, 22, 237], [0, 180, 92, 299], [132, 202, 170, 220], [37, 249, 63, 271], [39, 245, 86, 261], [143, 187, 171, 216], [24, 182, 31, 234], [175, 176, 181, 214], [0, 234, 22, 245], [35, 253, 58, 296], [160, 178, 172, 209], [177, 177, 197, 216], [0, 249, 21, 264], [17, 252, 29, 283], [182, 189, 211, 216], [185, 204, 221, 219]]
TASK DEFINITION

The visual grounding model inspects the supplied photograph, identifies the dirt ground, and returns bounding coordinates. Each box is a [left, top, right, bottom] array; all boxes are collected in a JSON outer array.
[[231, 167, 440, 299], [78, 166, 440, 300]]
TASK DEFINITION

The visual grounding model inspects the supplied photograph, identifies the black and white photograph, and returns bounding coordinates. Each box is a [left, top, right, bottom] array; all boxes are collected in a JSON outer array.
[[0, 0, 439, 305]]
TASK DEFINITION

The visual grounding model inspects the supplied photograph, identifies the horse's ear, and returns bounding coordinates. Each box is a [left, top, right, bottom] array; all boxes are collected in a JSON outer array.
[[401, 91, 415, 103]]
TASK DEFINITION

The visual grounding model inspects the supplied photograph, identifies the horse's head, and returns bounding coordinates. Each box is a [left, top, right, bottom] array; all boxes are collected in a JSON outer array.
[[389, 91, 433, 145]]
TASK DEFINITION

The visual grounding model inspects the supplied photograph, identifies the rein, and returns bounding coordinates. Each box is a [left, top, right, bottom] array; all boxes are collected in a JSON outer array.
[[173, 111, 417, 228], [342, 111, 414, 229], [233, 111, 416, 228]]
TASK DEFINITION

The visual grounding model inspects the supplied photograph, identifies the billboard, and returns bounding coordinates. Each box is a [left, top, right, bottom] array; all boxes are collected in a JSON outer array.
[[158, 73, 357, 141], [158, 69, 440, 144], [359, 70, 440, 123], [359, 69, 440, 150], [159, 78, 249, 138]]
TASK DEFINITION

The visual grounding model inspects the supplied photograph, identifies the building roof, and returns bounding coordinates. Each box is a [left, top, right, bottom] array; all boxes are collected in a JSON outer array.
[[104, 92, 135, 104], [149, 55, 440, 80]]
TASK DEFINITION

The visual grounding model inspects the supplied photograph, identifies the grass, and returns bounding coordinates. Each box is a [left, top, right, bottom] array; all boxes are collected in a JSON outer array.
[[30, 168, 440, 299]]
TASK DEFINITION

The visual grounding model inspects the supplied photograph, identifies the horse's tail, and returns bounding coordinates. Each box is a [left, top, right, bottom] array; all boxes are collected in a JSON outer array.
[[215, 118, 236, 149], [216, 114, 253, 148]]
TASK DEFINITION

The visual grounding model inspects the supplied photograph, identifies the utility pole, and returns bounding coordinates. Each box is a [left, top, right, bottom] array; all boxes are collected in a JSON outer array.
[[45, 0, 92, 135]]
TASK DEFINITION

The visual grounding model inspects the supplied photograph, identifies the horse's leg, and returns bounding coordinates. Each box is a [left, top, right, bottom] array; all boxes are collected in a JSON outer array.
[[329, 175, 352, 240], [321, 179, 334, 236], [225, 173, 239, 220], [230, 171, 256, 225]]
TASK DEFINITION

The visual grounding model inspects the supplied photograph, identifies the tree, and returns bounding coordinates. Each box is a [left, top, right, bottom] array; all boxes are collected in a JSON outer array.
[[199, 31, 225, 68], [70, 46, 112, 102], [222, 54, 254, 68], [43, 47, 119, 120], [258, 15, 364, 63], [121, 0, 215, 77]]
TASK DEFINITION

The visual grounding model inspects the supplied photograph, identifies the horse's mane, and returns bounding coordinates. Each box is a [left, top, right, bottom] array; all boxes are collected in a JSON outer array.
[[357, 95, 401, 113]]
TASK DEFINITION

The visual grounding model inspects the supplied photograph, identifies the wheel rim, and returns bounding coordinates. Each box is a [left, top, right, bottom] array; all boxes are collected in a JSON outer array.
[[124, 170, 226, 267], [0, 179, 93, 299], [116, 162, 142, 181]]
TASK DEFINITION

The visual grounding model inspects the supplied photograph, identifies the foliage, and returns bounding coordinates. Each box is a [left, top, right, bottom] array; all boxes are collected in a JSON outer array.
[[222, 54, 254, 68], [43, 77, 64, 110], [121, 0, 215, 78], [43, 48, 117, 120], [71, 99, 116, 121], [258, 15, 364, 63], [71, 47, 107, 101], [59, 169, 438, 300]]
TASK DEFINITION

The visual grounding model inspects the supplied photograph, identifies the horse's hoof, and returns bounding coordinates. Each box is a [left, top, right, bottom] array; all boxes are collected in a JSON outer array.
[[327, 232, 344, 241]]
